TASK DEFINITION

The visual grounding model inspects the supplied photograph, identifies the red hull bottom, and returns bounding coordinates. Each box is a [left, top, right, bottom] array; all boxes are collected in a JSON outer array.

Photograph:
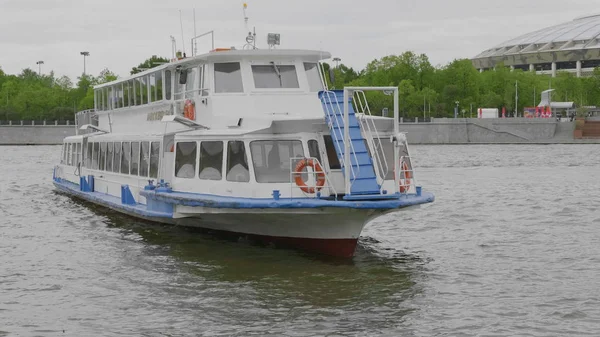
[[245, 234, 359, 258]]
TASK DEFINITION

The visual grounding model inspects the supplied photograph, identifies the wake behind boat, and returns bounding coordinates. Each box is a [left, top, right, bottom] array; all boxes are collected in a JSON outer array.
[[53, 28, 434, 257]]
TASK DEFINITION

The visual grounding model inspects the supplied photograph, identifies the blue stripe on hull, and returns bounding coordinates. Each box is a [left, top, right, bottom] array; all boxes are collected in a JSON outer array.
[[140, 189, 435, 210], [53, 179, 173, 220], [53, 179, 434, 215]]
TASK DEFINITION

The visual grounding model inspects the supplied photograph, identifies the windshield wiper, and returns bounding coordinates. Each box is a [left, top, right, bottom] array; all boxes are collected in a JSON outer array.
[[270, 62, 282, 87]]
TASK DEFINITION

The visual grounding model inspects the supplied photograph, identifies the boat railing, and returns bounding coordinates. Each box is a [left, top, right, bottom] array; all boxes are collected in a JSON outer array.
[[75, 109, 98, 135], [320, 90, 359, 186], [289, 157, 338, 199], [353, 90, 389, 189]]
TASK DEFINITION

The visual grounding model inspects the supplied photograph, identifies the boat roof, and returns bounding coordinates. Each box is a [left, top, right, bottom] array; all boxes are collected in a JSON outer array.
[[94, 49, 332, 89]]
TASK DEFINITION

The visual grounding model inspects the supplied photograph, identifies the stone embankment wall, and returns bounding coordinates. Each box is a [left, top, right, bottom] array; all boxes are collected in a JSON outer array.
[[399, 118, 598, 144], [1, 118, 598, 145], [0, 124, 75, 145]]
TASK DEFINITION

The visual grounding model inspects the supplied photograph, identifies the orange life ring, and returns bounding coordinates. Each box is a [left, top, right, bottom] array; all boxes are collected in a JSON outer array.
[[184, 99, 195, 120], [398, 160, 412, 193], [293, 159, 326, 194]]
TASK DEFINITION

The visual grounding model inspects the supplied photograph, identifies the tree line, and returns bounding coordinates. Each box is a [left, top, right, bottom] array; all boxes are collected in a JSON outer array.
[[2, 52, 600, 120], [325, 52, 600, 118], [0, 56, 168, 121]]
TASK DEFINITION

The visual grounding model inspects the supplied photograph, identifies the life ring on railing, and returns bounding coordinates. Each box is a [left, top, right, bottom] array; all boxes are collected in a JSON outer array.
[[293, 158, 326, 194], [184, 99, 196, 120], [397, 160, 412, 193]]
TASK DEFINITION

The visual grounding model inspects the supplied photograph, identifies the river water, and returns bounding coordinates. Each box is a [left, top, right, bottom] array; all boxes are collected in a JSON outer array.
[[1, 145, 599, 336]]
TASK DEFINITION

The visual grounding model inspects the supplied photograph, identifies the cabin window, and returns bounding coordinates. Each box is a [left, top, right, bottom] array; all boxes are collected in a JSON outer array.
[[100, 89, 105, 111], [92, 143, 99, 170], [185, 68, 197, 99], [61, 144, 66, 164], [123, 81, 130, 107], [113, 142, 121, 173], [175, 142, 197, 178], [141, 76, 149, 104], [250, 140, 304, 183], [117, 84, 124, 108], [175, 71, 185, 100], [198, 65, 208, 96], [323, 135, 341, 170], [66, 144, 72, 165], [100, 89, 106, 111], [150, 73, 157, 103], [121, 142, 130, 174], [165, 70, 172, 100], [150, 141, 160, 178], [134, 78, 142, 105], [99, 142, 106, 171], [75, 143, 81, 166], [130, 142, 140, 176], [103, 87, 109, 110], [214, 63, 243, 93], [304, 63, 323, 92], [140, 141, 150, 177], [308, 140, 322, 163], [106, 142, 114, 171], [156, 71, 163, 101], [86, 142, 93, 168], [226, 141, 249, 182], [251, 64, 299, 89], [108, 86, 115, 110], [198, 141, 223, 180]]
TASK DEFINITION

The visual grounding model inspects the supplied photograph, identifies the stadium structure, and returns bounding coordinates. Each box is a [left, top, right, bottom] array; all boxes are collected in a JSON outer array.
[[472, 14, 600, 77]]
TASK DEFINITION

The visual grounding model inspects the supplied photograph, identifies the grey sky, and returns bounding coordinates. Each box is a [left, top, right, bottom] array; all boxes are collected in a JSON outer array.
[[0, 0, 597, 81]]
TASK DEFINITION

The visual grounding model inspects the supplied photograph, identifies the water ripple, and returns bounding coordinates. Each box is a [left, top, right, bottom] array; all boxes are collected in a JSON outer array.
[[1, 145, 600, 336]]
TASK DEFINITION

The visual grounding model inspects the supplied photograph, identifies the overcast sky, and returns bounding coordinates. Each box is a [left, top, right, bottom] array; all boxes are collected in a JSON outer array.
[[0, 0, 597, 82]]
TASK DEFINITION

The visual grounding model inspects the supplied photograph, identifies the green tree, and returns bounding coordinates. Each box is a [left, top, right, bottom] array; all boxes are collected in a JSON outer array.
[[130, 55, 169, 75]]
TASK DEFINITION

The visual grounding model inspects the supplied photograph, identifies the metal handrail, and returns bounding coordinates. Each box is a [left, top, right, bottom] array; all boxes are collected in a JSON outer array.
[[317, 62, 329, 91], [320, 90, 360, 185], [289, 157, 337, 199], [353, 90, 389, 188]]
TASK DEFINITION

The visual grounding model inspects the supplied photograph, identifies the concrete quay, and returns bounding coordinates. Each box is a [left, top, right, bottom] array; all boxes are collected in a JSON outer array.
[[0, 123, 75, 145], [1, 118, 599, 145], [398, 118, 600, 144]]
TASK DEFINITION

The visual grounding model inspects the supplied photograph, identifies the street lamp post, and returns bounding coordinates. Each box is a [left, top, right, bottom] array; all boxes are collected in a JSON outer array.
[[332, 57, 341, 68], [454, 101, 459, 118], [80, 51, 90, 75], [36, 60, 44, 76]]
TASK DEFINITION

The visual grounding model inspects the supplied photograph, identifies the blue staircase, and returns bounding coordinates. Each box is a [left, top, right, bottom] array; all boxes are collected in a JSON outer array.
[[319, 90, 382, 198]]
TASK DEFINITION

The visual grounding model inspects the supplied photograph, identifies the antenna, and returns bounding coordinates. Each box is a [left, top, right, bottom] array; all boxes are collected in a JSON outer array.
[[193, 8, 197, 56], [179, 10, 186, 56], [242, 3, 256, 49], [170, 36, 177, 60], [243, 3, 249, 31]]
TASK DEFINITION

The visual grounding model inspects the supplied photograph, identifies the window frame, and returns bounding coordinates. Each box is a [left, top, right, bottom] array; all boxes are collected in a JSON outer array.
[[198, 140, 224, 181], [174, 141, 198, 179], [213, 62, 245, 94], [250, 62, 301, 90], [250, 140, 304, 183], [225, 140, 250, 182]]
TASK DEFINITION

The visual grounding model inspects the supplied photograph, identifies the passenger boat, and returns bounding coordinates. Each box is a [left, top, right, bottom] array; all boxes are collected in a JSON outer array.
[[52, 35, 434, 257]]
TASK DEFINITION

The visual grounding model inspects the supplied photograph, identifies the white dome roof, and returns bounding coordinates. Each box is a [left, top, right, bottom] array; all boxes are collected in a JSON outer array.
[[474, 14, 600, 59]]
